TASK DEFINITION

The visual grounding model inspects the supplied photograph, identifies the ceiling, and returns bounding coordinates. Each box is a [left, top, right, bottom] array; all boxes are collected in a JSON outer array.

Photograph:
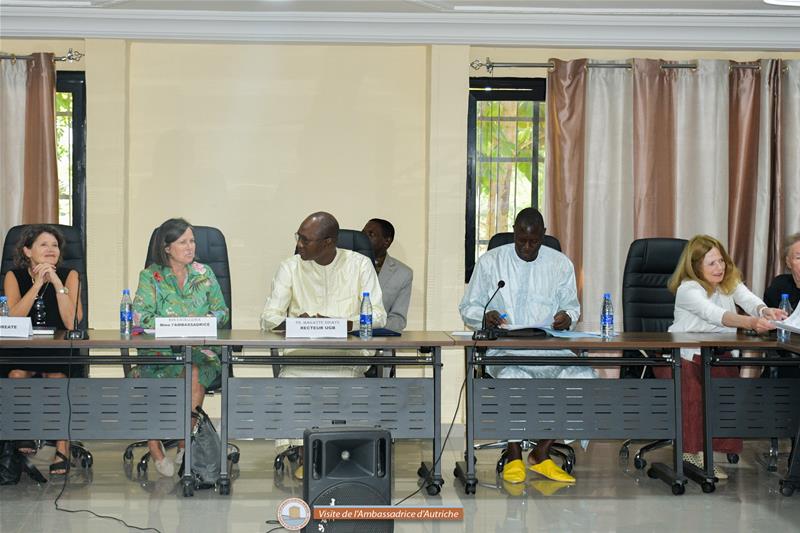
[[1, 0, 799, 49]]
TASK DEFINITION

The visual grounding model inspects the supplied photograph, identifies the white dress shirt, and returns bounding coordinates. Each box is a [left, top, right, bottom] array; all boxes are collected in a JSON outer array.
[[459, 244, 595, 380], [669, 280, 766, 360]]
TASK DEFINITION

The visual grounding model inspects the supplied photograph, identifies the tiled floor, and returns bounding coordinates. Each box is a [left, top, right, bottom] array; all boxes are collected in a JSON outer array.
[[1, 431, 797, 533]]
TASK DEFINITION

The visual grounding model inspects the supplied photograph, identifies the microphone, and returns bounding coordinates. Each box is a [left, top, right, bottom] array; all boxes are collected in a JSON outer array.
[[65, 274, 88, 340], [472, 280, 505, 341]]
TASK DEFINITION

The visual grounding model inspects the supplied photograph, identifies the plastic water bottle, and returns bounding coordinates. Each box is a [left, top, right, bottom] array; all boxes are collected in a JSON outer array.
[[601, 293, 615, 339], [120, 289, 133, 336], [0, 296, 9, 317], [777, 293, 793, 343], [359, 292, 373, 340]]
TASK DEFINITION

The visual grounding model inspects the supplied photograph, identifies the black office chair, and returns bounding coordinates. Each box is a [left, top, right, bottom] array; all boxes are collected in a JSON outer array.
[[486, 232, 562, 253], [472, 232, 576, 474], [0, 224, 93, 468], [122, 225, 240, 474], [617, 238, 687, 469], [272, 229, 380, 473]]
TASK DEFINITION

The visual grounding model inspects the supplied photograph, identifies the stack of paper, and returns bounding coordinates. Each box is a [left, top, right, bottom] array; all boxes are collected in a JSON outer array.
[[776, 305, 800, 334]]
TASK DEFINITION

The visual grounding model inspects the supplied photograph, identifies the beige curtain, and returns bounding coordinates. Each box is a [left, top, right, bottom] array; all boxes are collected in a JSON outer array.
[[0, 56, 28, 240], [546, 57, 798, 329], [22, 52, 58, 225]]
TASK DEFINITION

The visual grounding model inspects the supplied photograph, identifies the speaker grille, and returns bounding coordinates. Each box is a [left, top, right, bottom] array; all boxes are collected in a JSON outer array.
[[307, 482, 393, 533]]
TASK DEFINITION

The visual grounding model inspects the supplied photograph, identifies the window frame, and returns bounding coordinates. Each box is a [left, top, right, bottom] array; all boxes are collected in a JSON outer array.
[[55, 71, 87, 253], [465, 77, 546, 282]]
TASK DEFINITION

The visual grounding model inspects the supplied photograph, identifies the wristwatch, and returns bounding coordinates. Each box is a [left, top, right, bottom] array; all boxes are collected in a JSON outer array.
[[57, 287, 69, 294]]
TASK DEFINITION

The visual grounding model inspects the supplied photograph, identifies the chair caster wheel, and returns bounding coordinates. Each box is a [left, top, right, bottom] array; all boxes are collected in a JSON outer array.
[[646, 468, 658, 479], [425, 483, 441, 496], [779, 482, 795, 497], [464, 481, 477, 495], [229, 452, 240, 464], [137, 462, 147, 474], [81, 457, 92, 468], [183, 483, 194, 497], [218, 481, 230, 495], [634, 457, 647, 470], [672, 482, 685, 495], [274, 457, 284, 471], [619, 448, 629, 461], [727, 453, 739, 464], [701, 481, 715, 493]]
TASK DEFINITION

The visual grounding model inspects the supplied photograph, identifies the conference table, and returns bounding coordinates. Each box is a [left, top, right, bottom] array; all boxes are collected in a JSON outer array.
[[0, 330, 197, 495], [694, 334, 800, 493], [2, 330, 799, 498], [450, 332, 698, 495], [450, 332, 800, 495], [200, 329, 453, 496]]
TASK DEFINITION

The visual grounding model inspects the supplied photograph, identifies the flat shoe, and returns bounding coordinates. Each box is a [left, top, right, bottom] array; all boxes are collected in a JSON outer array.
[[528, 459, 575, 483], [155, 456, 175, 477], [501, 459, 526, 484], [154, 442, 174, 477]]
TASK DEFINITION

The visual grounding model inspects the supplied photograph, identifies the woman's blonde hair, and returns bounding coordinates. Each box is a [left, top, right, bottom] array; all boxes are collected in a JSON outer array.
[[668, 235, 741, 295]]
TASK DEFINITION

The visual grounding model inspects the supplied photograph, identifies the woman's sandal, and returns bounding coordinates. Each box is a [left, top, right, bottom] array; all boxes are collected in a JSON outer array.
[[49, 451, 71, 476]]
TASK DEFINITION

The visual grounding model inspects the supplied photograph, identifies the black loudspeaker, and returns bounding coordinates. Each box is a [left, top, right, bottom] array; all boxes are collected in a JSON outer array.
[[303, 427, 393, 533]]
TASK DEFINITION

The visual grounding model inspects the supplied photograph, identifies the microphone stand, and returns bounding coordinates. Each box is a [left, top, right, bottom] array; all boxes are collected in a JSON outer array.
[[472, 280, 505, 341], [65, 275, 88, 340]]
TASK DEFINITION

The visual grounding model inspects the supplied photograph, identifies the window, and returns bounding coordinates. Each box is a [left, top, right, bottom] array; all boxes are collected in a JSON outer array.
[[55, 71, 87, 249], [465, 77, 546, 281]]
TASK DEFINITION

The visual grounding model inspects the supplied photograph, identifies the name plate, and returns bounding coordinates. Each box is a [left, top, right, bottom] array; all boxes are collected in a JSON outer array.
[[286, 317, 347, 338], [0, 317, 32, 338], [155, 316, 217, 338]]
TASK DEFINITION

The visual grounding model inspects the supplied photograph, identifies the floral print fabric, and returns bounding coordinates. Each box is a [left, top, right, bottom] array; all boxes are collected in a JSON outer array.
[[130, 262, 229, 388]]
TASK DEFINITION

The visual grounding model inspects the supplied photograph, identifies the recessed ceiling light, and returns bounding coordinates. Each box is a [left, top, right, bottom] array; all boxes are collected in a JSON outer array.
[[763, 0, 800, 6]]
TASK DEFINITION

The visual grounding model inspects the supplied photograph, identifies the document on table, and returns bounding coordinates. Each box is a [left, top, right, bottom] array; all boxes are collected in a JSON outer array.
[[541, 328, 604, 338], [776, 305, 800, 334], [503, 323, 605, 338]]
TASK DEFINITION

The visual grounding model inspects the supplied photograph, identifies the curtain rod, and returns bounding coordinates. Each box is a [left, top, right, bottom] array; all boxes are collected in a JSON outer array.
[[0, 49, 85, 64], [470, 58, 763, 74]]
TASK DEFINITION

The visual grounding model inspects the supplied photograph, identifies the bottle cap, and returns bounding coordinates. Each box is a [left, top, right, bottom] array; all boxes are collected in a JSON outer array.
[[603, 292, 611, 298], [122, 289, 130, 295], [363, 292, 369, 297], [782, 293, 789, 299]]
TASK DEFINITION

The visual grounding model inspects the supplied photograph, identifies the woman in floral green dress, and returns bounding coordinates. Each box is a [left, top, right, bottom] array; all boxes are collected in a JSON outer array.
[[131, 218, 229, 477]]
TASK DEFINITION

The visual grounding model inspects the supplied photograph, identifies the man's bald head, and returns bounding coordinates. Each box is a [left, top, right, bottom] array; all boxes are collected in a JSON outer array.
[[304, 211, 339, 241], [297, 212, 339, 265]]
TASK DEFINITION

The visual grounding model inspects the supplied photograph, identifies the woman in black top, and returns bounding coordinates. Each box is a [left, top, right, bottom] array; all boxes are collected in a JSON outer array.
[[764, 233, 800, 311], [3, 225, 83, 474]]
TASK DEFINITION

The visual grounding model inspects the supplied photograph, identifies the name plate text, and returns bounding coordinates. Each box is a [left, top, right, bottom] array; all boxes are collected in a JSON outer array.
[[155, 316, 217, 338], [286, 317, 347, 338], [0, 317, 33, 338]]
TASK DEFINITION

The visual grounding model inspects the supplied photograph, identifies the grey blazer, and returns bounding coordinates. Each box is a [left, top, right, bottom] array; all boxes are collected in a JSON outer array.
[[378, 254, 413, 332]]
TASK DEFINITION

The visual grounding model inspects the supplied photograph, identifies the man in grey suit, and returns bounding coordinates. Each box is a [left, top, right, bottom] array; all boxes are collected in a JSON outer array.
[[362, 218, 413, 331]]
